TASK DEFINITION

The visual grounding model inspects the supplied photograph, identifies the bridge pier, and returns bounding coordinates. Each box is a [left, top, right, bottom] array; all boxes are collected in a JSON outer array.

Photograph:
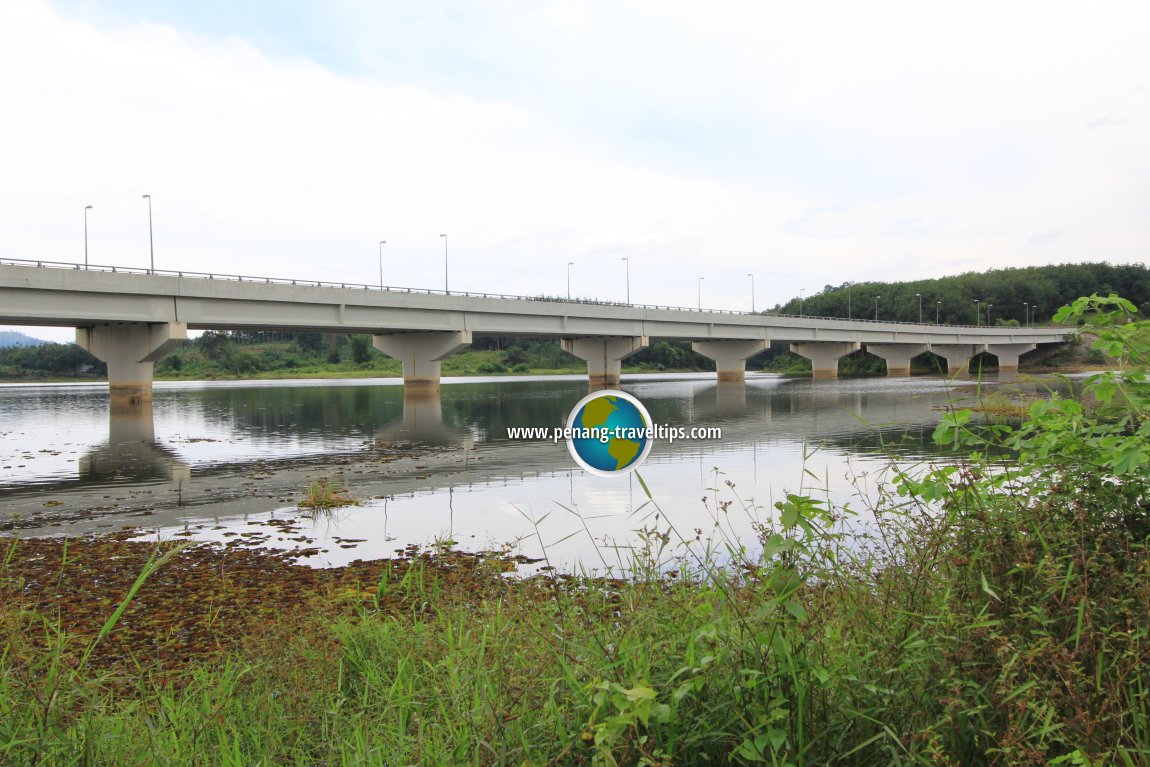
[[789, 342, 860, 379], [866, 343, 929, 377], [373, 331, 473, 396], [691, 339, 769, 382], [562, 336, 649, 389], [986, 343, 1036, 373], [931, 344, 985, 377], [76, 322, 187, 412]]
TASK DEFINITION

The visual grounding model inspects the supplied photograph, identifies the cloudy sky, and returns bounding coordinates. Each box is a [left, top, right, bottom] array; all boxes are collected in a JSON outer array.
[[2, 0, 1148, 341]]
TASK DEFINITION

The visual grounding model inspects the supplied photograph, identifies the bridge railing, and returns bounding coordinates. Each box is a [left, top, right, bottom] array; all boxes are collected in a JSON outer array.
[[0, 256, 1063, 332]]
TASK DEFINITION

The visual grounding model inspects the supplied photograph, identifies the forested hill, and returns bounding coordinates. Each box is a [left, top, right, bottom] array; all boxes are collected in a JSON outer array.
[[0, 330, 45, 348], [773, 262, 1150, 325]]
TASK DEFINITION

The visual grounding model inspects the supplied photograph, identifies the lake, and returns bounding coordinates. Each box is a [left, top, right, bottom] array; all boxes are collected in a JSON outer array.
[[0, 372, 1012, 572]]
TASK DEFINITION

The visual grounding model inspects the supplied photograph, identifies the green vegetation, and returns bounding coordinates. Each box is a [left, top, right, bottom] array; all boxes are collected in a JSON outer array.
[[298, 478, 355, 511], [772, 261, 1150, 324], [1, 293, 1148, 764]]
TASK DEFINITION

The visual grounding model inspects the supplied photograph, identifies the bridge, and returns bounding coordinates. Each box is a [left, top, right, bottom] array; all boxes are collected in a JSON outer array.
[[0, 258, 1069, 408]]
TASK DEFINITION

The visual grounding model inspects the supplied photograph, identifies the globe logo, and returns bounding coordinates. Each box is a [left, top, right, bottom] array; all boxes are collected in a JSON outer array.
[[565, 390, 654, 477]]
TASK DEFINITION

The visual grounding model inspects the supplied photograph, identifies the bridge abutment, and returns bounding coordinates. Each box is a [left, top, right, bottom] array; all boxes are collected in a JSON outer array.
[[76, 322, 187, 412], [373, 331, 473, 396], [691, 339, 769, 381], [561, 336, 649, 389], [986, 343, 1036, 373], [789, 342, 860, 379], [866, 343, 930, 377], [931, 344, 985, 377]]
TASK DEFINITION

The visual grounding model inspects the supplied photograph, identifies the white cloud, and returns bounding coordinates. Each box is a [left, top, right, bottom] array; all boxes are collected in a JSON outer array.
[[2, 0, 1148, 342]]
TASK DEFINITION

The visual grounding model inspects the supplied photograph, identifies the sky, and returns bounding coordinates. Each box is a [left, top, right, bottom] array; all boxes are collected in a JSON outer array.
[[2, 0, 1149, 342]]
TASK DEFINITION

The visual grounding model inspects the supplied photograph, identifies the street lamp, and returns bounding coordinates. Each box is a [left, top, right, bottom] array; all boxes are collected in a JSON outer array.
[[142, 195, 154, 273], [439, 234, 448, 294], [567, 261, 574, 300], [974, 299, 980, 326], [916, 293, 922, 324], [697, 277, 704, 310], [846, 282, 852, 319], [83, 205, 92, 268], [936, 300, 941, 324], [622, 257, 630, 304], [799, 288, 805, 317], [1032, 304, 1039, 325], [874, 295, 881, 321], [384, 241, 393, 289], [987, 303, 993, 326], [747, 273, 755, 313], [1023, 302, 1029, 327]]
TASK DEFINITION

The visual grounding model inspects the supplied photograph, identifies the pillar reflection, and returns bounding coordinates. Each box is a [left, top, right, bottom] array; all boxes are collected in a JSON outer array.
[[79, 400, 190, 487], [376, 389, 473, 448]]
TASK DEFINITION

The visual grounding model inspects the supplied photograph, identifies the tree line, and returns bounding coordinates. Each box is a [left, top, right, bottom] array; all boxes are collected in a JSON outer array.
[[772, 262, 1150, 325]]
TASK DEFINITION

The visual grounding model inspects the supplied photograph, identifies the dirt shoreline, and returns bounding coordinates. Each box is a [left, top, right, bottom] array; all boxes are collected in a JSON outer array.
[[0, 439, 477, 539]]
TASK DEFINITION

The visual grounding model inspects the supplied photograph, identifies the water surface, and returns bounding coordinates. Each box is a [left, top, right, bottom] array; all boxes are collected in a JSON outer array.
[[0, 373, 1011, 570]]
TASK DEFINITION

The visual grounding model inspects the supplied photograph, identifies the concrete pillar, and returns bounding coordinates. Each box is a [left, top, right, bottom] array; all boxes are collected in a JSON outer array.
[[866, 343, 930, 377], [789, 342, 860, 379], [931, 344, 985, 377], [76, 322, 187, 412], [561, 336, 649, 389], [986, 343, 1036, 373], [373, 330, 473, 396], [691, 339, 769, 382]]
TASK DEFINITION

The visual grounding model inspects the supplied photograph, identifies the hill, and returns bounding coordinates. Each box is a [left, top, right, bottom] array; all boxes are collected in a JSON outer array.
[[0, 330, 46, 349], [772, 262, 1150, 325]]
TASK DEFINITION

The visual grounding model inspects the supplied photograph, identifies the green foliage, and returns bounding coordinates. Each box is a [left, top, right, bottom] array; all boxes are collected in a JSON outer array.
[[348, 334, 373, 364], [771, 261, 1150, 325], [0, 342, 105, 379]]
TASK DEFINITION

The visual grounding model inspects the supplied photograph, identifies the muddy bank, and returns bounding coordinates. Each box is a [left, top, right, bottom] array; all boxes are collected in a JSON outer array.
[[0, 440, 478, 537]]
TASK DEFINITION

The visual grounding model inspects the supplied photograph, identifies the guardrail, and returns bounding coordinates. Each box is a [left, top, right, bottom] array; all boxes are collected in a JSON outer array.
[[0, 256, 1063, 332]]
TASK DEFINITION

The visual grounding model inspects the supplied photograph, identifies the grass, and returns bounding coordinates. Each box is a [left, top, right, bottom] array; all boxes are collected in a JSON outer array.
[[2, 455, 1147, 765], [298, 478, 356, 510]]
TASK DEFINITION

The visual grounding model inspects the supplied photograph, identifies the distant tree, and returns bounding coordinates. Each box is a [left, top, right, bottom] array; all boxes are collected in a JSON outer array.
[[349, 335, 373, 364]]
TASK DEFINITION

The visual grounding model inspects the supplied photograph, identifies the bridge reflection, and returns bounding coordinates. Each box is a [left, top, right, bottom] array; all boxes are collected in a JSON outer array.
[[79, 401, 189, 486]]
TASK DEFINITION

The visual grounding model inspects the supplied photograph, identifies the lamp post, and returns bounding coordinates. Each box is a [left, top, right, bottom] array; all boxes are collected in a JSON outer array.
[[987, 303, 993, 326], [874, 295, 881, 321], [747, 273, 755, 313], [916, 293, 922, 323], [384, 241, 393, 289], [847, 282, 852, 319], [567, 261, 574, 300], [142, 195, 154, 273], [84, 205, 92, 268], [622, 257, 630, 304], [974, 299, 980, 326], [1023, 302, 1029, 327], [936, 300, 941, 324], [1032, 304, 1038, 325], [439, 234, 448, 294], [799, 288, 805, 317], [697, 277, 704, 311]]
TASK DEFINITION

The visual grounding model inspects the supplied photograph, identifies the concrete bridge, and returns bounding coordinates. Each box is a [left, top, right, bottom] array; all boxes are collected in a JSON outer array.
[[0, 259, 1069, 407]]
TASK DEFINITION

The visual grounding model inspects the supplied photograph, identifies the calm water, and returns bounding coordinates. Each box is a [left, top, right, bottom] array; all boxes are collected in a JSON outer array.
[[0, 373, 1001, 570]]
